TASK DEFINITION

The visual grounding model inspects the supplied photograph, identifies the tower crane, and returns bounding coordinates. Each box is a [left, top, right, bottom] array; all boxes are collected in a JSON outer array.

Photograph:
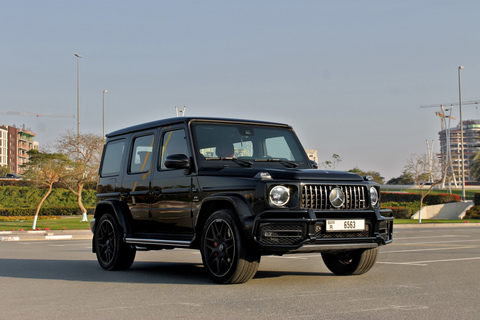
[[420, 100, 480, 109], [0, 110, 75, 118]]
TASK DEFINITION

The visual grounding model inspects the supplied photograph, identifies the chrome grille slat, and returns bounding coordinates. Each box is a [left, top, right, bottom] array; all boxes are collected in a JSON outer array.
[[302, 184, 368, 210]]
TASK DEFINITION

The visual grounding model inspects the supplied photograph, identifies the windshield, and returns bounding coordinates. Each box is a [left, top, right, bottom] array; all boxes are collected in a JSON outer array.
[[192, 122, 311, 169]]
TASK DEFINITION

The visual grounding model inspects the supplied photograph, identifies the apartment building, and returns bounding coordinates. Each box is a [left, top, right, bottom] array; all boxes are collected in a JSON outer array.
[[0, 124, 39, 174], [438, 119, 480, 183]]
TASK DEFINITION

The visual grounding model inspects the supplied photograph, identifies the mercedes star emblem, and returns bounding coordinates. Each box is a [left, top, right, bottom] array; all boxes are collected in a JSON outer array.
[[329, 187, 345, 208]]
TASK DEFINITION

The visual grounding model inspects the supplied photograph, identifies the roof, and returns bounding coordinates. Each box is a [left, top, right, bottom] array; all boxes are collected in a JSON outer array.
[[106, 117, 291, 138]]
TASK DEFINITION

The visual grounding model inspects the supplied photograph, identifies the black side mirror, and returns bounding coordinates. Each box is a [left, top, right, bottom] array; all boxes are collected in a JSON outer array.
[[310, 160, 318, 169], [164, 154, 190, 169]]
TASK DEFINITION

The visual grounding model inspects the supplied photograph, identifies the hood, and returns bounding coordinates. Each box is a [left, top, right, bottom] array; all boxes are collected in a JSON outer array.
[[197, 167, 364, 182]]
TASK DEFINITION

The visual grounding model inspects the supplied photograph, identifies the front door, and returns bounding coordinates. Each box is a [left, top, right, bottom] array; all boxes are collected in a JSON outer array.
[[150, 127, 193, 235]]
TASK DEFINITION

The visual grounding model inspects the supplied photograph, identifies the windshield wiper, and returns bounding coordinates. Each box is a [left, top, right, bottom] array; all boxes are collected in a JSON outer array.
[[254, 158, 298, 168], [204, 157, 253, 167]]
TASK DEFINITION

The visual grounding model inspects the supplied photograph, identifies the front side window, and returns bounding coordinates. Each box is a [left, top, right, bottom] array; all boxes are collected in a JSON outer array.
[[160, 129, 189, 170], [130, 134, 154, 173], [101, 139, 125, 177]]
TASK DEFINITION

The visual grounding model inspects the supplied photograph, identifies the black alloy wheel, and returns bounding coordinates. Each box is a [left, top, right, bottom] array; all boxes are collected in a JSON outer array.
[[94, 213, 136, 271], [201, 209, 260, 284]]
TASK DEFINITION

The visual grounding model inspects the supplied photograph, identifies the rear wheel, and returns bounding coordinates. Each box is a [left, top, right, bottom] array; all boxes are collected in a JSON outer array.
[[200, 209, 260, 284], [94, 213, 136, 271], [322, 248, 378, 275]]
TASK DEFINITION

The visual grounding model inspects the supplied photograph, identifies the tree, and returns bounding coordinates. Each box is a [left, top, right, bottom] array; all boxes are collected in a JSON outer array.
[[405, 153, 446, 223], [469, 150, 480, 182], [21, 150, 72, 230], [320, 154, 342, 169], [386, 169, 415, 185], [348, 167, 385, 184], [0, 165, 10, 177], [56, 131, 104, 222]]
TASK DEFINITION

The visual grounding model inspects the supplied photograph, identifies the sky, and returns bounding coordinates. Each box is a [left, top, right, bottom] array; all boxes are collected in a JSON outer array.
[[1, 0, 480, 182]]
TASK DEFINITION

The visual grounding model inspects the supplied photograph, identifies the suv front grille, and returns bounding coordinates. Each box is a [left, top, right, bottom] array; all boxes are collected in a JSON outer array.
[[301, 185, 368, 210]]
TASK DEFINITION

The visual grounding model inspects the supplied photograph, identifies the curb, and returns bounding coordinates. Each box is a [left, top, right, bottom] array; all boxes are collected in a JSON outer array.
[[0, 230, 93, 242]]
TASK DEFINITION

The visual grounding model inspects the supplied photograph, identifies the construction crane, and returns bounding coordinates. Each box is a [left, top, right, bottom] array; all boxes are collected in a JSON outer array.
[[420, 100, 480, 109], [434, 111, 455, 132], [0, 110, 75, 118]]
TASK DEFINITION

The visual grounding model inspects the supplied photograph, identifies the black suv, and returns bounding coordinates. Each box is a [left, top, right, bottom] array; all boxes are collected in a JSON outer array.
[[91, 117, 393, 284]]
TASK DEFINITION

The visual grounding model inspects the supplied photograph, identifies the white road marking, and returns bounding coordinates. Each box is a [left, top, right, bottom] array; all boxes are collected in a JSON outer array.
[[378, 256, 480, 266]]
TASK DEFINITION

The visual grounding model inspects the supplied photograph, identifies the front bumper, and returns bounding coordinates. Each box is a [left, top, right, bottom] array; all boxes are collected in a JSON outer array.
[[252, 208, 393, 254]]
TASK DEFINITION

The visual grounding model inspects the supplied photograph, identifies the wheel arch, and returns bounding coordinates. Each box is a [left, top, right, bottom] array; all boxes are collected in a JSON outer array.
[[193, 194, 255, 248], [92, 200, 132, 252]]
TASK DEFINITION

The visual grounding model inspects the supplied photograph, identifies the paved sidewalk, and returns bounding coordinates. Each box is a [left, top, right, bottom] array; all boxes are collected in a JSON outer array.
[[0, 229, 93, 241]]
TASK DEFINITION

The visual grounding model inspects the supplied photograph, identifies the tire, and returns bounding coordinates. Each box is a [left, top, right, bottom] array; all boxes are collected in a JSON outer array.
[[200, 209, 260, 284], [94, 213, 136, 271], [321, 248, 379, 275]]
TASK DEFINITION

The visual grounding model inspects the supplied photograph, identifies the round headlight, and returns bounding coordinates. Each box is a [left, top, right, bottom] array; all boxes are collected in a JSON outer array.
[[269, 185, 290, 207], [369, 186, 379, 207]]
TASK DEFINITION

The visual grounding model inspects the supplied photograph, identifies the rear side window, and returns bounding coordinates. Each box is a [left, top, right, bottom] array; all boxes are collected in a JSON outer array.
[[130, 134, 154, 173], [101, 139, 125, 177]]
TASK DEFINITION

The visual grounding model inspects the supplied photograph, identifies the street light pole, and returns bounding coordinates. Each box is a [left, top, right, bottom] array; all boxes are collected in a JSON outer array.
[[103, 90, 108, 140], [75, 53, 82, 137], [458, 66, 465, 201]]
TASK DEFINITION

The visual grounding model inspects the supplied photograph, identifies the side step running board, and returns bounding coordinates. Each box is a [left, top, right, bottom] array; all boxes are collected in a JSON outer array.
[[125, 238, 192, 247]]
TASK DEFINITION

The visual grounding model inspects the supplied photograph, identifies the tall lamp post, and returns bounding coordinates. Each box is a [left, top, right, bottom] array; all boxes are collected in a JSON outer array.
[[103, 90, 108, 140], [75, 53, 82, 137], [458, 66, 465, 201]]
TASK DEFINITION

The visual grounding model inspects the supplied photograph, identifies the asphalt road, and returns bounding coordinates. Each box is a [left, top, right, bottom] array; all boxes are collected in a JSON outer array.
[[0, 225, 479, 320]]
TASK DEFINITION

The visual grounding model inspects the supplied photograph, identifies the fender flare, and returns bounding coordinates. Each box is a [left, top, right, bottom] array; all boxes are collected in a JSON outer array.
[[197, 193, 256, 237], [94, 199, 133, 235]]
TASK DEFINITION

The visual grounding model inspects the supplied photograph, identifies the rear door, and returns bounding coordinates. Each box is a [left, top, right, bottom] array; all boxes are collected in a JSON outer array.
[[120, 131, 156, 234]]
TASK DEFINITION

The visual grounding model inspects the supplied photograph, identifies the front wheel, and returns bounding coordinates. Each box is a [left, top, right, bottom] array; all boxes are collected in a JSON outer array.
[[200, 209, 260, 284], [322, 248, 378, 275], [94, 213, 136, 271]]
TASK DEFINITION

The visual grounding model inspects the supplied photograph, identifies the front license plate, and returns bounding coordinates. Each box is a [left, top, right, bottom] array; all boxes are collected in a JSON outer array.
[[326, 219, 365, 232]]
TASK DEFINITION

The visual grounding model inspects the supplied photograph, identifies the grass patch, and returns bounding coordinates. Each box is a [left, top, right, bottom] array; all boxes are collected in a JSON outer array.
[[0, 215, 93, 231]]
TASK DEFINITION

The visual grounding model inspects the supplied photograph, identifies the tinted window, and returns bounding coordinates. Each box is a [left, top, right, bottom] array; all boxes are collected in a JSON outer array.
[[160, 129, 189, 170], [130, 134, 154, 173], [101, 140, 125, 176]]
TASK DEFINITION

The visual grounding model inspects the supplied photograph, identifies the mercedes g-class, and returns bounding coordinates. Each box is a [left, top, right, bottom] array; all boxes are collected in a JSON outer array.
[[91, 117, 393, 284]]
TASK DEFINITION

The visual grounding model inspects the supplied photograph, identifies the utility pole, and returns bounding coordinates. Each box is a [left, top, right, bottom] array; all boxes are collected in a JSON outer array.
[[75, 53, 82, 137]]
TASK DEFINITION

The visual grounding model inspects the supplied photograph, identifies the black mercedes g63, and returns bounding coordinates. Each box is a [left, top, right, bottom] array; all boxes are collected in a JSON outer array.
[[91, 117, 393, 284]]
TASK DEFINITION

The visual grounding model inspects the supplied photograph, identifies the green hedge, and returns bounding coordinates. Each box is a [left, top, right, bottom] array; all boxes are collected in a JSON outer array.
[[383, 207, 413, 219], [0, 186, 96, 216], [381, 192, 460, 204], [0, 186, 96, 209], [464, 206, 480, 219]]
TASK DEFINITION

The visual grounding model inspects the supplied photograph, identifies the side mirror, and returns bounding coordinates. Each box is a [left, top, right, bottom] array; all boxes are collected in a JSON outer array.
[[310, 160, 318, 169], [164, 154, 190, 169]]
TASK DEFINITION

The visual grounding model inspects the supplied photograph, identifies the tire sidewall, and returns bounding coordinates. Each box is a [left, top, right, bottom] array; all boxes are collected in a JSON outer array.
[[200, 209, 245, 283], [94, 213, 125, 270]]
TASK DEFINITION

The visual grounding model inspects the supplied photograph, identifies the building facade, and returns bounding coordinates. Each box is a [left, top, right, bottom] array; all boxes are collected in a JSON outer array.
[[0, 124, 38, 175], [438, 119, 480, 183]]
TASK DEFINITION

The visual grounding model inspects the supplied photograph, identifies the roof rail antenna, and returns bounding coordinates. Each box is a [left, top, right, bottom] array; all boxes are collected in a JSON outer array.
[[175, 106, 186, 117]]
